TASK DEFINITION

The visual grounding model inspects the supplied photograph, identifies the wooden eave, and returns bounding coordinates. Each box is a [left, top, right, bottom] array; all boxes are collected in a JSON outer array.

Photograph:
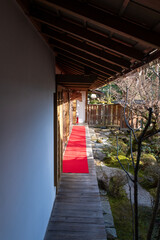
[[16, 0, 160, 90]]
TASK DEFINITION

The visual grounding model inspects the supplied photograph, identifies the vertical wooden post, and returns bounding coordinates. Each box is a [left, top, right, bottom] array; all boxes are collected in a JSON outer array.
[[108, 105, 111, 126], [85, 91, 88, 123], [102, 105, 105, 127], [54, 91, 58, 189], [60, 90, 63, 174], [120, 106, 123, 129], [98, 105, 102, 125]]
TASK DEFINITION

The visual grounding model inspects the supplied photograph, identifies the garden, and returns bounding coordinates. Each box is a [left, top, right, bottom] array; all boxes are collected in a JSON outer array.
[[89, 60, 160, 240]]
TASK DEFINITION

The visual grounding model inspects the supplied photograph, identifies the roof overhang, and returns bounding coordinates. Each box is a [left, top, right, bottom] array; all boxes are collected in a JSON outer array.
[[17, 0, 160, 89]]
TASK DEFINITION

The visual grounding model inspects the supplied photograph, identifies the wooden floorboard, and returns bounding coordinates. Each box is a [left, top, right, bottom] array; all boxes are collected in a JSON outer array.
[[44, 126, 107, 240]]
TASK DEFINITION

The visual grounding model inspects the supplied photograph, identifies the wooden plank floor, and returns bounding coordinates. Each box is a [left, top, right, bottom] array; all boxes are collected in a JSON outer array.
[[45, 126, 107, 240]]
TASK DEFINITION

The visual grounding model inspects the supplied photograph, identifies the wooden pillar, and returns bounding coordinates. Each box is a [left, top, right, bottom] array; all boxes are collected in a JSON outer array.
[[85, 91, 88, 123], [54, 91, 58, 189]]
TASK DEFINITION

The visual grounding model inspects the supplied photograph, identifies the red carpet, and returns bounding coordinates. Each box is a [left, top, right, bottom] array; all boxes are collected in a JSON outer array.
[[63, 126, 89, 173]]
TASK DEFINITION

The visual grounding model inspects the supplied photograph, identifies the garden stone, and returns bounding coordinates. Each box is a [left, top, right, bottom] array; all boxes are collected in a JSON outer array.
[[123, 179, 153, 207], [94, 150, 106, 161], [106, 228, 117, 239], [96, 164, 153, 207], [94, 143, 104, 148], [100, 190, 117, 239]]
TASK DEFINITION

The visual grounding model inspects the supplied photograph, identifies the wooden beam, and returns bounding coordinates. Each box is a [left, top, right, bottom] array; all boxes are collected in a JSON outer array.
[[55, 48, 114, 76], [43, 26, 130, 68], [56, 74, 97, 84], [56, 58, 84, 71], [57, 63, 84, 74], [40, 0, 160, 48], [51, 39, 121, 73], [56, 56, 109, 79], [119, 0, 130, 16], [30, 6, 144, 60]]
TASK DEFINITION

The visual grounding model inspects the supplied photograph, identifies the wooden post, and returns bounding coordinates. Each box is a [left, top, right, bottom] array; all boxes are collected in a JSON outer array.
[[85, 91, 88, 123], [102, 105, 105, 127], [54, 91, 58, 189], [108, 105, 111, 126], [98, 105, 102, 125]]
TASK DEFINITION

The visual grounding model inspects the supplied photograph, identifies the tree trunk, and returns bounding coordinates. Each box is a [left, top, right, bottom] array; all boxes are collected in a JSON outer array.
[[134, 172, 139, 240], [147, 176, 160, 240]]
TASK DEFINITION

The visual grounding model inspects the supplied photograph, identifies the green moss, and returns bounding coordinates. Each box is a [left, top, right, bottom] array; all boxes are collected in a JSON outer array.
[[140, 153, 157, 169], [109, 196, 152, 240], [102, 130, 160, 239], [104, 130, 159, 193], [96, 138, 103, 143], [140, 164, 160, 190], [104, 153, 135, 175]]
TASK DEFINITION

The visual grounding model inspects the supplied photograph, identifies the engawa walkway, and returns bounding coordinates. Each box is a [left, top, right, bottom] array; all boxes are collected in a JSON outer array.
[[45, 126, 107, 240]]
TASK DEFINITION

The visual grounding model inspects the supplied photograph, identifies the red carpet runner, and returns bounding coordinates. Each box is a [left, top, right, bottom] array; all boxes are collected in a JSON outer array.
[[63, 126, 89, 173]]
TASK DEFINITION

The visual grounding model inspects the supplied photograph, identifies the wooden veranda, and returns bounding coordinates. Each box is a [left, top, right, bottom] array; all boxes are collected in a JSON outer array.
[[44, 126, 107, 240]]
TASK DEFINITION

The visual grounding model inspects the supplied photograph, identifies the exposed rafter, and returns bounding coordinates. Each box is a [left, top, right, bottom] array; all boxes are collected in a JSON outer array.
[[30, 6, 144, 60], [35, 0, 160, 48], [43, 26, 130, 68], [16, 0, 160, 90], [57, 63, 84, 74], [119, 0, 130, 16], [56, 55, 110, 79], [55, 48, 114, 76], [51, 40, 122, 73]]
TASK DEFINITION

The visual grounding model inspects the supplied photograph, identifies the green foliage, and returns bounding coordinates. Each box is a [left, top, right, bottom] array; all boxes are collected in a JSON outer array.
[[104, 131, 160, 190], [90, 99, 99, 104]]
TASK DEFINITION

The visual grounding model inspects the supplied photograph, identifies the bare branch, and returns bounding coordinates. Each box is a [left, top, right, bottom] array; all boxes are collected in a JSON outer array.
[[116, 136, 134, 182], [139, 108, 152, 141], [130, 132, 135, 168], [124, 106, 138, 142], [143, 128, 160, 140]]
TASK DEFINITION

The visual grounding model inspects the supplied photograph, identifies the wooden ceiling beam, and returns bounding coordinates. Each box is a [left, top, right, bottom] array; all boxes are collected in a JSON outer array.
[[56, 56, 109, 79], [43, 26, 130, 68], [51, 39, 121, 74], [56, 58, 84, 71], [56, 62, 84, 74], [30, 6, 144, 60], [40, 0, 160, 48], [119, 0, 130, 16], [55, 48, 114, 77], [56, 74, 97, 84]]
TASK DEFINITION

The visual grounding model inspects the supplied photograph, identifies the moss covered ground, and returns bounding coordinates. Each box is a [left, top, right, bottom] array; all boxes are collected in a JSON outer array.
[[102, 130, 160, 196], [98, 128, 160, 240], [108, 195, 153, 240]]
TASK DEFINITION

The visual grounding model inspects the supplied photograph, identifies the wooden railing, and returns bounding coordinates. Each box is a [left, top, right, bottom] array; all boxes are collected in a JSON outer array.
[[87, 104, 143, 129]]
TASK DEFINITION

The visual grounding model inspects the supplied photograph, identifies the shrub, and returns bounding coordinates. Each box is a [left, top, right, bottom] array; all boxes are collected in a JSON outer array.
[[140, 164, 160, 189], [140, 153, 157, 169], [108, 172, 127, 198]]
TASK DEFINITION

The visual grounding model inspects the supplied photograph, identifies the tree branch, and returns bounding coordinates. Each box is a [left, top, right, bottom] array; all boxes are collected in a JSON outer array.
[[116, 136, 134, 182]]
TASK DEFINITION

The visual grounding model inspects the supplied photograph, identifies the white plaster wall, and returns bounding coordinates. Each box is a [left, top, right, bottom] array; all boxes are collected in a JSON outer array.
[[77, 91, 86, 123], [0, 1, 56, 239]]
